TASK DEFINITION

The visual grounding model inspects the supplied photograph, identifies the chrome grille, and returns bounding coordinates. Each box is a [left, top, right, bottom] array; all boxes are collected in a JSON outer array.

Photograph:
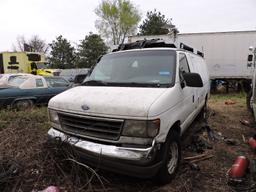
[[59, 113, 123, 141]]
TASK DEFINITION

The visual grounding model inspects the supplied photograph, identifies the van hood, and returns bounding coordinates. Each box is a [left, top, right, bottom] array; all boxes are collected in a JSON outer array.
[[49, 86, 167, 118]]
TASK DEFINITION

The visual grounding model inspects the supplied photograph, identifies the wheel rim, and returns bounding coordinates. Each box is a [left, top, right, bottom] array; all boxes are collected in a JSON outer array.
[[167, 142, 179, 174], [16, 100, 31, 109]]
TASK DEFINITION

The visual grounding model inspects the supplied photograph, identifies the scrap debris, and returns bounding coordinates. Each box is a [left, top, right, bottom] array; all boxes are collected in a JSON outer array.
[[225, 100, 236, 105], [248, 135, 256, 151], [224, 138, 240, 146], [184, 153, 214, 163], [251, 159, 256, 181], [242, 134, 246, 143], [35, 186, 60, 192], [226, 133, 256, 191], [0, 158, 22, 192], [240, 119, 251, 127], [227, 156, 250, 183]]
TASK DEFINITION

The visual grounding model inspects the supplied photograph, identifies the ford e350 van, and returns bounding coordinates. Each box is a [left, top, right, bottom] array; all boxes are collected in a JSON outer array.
[[47, 40, 210, 183]]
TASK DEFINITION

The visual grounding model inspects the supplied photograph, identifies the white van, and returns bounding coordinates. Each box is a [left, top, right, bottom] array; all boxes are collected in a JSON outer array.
[[47, 40, 210, 183]]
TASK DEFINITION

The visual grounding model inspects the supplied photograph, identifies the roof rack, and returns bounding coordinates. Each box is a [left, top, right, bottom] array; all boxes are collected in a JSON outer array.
[[112, 39, 176, 52], [179, 43, 204, 57], [112, 39, 204, 58], [180, 43, 194, 52], [197, 51, 204, 57]]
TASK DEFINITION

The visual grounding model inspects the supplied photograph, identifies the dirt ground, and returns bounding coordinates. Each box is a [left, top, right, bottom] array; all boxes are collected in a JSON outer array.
[[0, 93, 255, 192]]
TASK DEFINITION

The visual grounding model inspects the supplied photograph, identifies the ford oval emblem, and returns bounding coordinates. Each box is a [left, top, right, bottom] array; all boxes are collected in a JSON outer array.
[[81, 105, 90, 111]]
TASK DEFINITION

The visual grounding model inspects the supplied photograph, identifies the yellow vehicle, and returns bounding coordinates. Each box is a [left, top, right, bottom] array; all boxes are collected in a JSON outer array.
[[0, 52, 60, 76]]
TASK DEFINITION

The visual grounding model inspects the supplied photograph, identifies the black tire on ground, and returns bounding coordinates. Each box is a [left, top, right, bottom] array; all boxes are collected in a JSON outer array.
[[156, 130, 181, 184], [198, 99, 208, 121], [13, 99, 34, 110], [246, 91, 253, 113]]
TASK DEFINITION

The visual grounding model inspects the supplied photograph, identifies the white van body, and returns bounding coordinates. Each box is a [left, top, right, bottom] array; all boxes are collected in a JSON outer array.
[[47, 47, 210, 179]]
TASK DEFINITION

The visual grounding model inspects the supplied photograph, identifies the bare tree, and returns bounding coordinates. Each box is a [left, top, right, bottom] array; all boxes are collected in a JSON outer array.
[[13, 35, 49, 53], [13, 36, 26, 52]]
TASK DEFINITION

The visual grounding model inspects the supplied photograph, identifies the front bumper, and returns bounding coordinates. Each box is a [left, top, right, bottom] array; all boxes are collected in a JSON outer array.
[[47, 128, 163, 178]]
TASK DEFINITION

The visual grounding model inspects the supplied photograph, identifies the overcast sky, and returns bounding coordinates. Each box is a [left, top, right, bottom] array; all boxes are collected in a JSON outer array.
[[0, 0, 255, 51]]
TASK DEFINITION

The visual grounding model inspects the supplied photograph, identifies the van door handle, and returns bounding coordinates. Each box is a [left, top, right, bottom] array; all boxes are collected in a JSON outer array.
[[192, 95, 194, 103]]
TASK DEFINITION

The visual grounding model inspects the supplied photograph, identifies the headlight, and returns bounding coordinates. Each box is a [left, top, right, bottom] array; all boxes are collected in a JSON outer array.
[[48, 109, 60, 124], [147, 119, 160, 137], [122, 119, 160, 138]]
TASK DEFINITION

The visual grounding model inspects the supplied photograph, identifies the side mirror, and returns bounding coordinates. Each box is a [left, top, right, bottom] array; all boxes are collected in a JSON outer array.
[[74, 74, 87, 84], [183, 73, 203, 87]]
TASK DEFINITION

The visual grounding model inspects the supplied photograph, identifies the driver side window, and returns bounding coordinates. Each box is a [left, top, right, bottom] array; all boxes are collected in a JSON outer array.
[[179, 53, 190, 88], [179, 53, 190, 74]]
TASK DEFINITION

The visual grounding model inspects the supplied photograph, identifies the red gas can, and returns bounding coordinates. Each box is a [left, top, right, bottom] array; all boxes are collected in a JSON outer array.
[[248, 137, 256, 150], [227, 156, 250, 181]]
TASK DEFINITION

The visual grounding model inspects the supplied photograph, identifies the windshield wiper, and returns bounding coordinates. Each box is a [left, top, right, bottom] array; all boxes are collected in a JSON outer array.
[[82, 80, 170, 88], [108, 82, 167, 88], [82, 80, 109, 86], [125, 82, 161, 87]]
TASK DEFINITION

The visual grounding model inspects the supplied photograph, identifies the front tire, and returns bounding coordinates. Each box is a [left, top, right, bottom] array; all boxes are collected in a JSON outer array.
[[246, 90, 253, 113], [198, 99, 208, 121], [13, 99, 34, 110], [156, 130, 181, 184]]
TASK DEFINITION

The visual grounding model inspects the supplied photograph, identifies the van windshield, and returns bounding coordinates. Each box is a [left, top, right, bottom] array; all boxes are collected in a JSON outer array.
[[85, 50, 176, 88]]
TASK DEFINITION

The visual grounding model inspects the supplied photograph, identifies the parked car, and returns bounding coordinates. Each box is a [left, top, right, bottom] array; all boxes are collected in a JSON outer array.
[[59, 68, 89, 82], [47, 40, 210, 183], [72, 73, 88, 87], [0, 75, 70, 109], [0, 73, 33, 88]]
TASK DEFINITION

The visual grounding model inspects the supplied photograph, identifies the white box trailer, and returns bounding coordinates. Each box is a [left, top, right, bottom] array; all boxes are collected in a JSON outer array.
[[128, 30, 256, 80]]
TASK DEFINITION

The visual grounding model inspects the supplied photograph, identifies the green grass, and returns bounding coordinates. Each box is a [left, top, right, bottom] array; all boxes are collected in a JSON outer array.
[[0, 107, 49, 131], [210, 92, 246, 104]]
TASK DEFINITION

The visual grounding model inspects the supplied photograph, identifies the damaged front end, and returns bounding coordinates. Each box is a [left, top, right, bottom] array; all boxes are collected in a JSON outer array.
[[47, 109, 163, 178]]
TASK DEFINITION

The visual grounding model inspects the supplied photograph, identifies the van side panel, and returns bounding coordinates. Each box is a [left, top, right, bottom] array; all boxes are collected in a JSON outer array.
[[188, 54, 210, 107], [151, 53, 210, 143]]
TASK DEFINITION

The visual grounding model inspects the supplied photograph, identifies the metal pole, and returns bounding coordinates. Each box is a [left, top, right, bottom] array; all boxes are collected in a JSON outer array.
[[252, 47, 256, 116]]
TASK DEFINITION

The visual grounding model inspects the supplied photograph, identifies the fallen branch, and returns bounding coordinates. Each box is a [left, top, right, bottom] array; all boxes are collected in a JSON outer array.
[[66, 158, 106, 192], [242, 134, 246, 143], [184, 153, 210, 161], [240, 120, 251, 127], [190, 155, 214, 163]]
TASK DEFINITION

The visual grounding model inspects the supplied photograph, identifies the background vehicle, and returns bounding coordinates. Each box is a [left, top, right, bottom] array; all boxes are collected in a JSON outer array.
[[59, 68, 89, 82], [247, 46, 256, 117], [72, 74, 88, 87], [129, 30, 256, 80], [0, 75, 70, 109], [0, 73, 33, 88], [129, 30, 256, 92], [47, 40, 210, 183], [0, 52, 59, 76]]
